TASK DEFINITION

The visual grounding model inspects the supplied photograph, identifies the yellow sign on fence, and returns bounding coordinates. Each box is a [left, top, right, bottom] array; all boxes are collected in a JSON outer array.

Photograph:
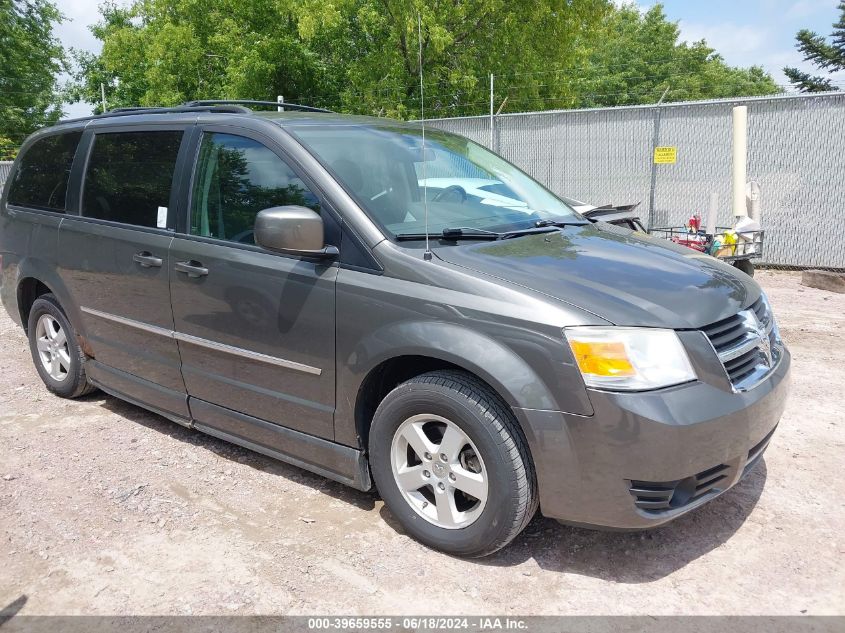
[[653, 146, 677, 164]]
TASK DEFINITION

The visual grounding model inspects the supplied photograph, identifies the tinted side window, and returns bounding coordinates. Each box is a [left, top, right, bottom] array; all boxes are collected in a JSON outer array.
[[7, 132, 82, 212], [190, 132, 320, 244], [82, 131, 183, 227]]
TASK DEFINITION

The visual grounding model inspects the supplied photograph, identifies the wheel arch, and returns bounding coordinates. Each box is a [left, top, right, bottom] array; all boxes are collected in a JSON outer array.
[[14, 259, 88, 346], [345, 320, 560, 452], [17, 277, 53, 331]]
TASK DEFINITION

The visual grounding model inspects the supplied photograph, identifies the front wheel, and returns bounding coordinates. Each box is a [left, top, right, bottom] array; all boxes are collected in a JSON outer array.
[[733, 259, 755, 277], [369, 370, 538, 557]]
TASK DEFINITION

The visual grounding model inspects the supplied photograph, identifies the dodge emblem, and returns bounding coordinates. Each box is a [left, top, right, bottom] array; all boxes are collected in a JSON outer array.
[[753, 314, 773, 368]]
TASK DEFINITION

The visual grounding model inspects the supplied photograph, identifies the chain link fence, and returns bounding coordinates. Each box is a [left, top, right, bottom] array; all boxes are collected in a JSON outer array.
[[1, 93, 842, 268], [0, 162, 12, 194], [429, 92, 845, 270]]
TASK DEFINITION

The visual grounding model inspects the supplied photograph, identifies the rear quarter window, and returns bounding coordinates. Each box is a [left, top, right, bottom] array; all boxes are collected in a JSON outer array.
[[7, 131, 82, 212]]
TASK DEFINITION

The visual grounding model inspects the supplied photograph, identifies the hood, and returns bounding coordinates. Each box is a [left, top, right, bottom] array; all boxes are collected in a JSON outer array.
[[433, 223, 759, 329]]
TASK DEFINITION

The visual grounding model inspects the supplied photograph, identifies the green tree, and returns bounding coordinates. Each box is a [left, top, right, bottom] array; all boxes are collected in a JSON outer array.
[[570, 3, 780, 109], [70, 0, 342, 113], [0, 136, 18, 161], [784, 1, 844, 92], [298, 0, 609, 117], [70, 0, 610, 116], [71, 0, 780, 118], [0, 0, 67, 155]]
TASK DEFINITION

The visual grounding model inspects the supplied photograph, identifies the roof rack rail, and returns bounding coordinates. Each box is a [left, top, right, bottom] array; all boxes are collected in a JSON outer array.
[[70, 104, 253, 122], [108, 107, 157, 113], [183, 99, 332, 113], [60, 100, 330, 125]]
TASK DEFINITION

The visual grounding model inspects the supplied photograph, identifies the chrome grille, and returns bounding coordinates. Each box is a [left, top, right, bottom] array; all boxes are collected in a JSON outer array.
[[702, 296, 782, 390]]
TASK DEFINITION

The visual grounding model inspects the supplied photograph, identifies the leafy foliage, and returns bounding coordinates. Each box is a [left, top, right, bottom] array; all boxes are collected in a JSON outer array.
[[784, 1, 845, 92], [298, 0, 609, 117], [69, 0, 781, 118], [0, 0, 66, 152], [0, 136, 17, 161], [573, 4, 780, 108], [70, 0, 342, 114]]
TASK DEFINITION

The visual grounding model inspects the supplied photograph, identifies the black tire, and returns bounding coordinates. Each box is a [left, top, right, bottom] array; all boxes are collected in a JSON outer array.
[[369, 370, 538, 557], [27, 293, 96, 399], [733, 259, 755, 277]]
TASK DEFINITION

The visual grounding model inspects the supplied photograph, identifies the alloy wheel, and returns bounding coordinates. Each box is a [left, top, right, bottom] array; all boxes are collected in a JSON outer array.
[[35, 314, 71, 382], [390, 414, 488, 529]]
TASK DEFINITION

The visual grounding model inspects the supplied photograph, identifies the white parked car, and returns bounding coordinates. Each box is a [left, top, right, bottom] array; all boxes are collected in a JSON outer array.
[[418, 177, 597, 214]]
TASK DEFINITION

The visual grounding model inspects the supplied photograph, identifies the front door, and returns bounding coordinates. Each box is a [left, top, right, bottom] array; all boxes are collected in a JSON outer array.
[[169, 130, 337, 439], [59, 127, 189, 417]]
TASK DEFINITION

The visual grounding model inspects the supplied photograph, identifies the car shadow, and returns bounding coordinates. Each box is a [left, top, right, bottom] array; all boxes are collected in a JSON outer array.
[[88, 391, 766, 582], [475, 460, 768, 582], [90, 392, 378, 513]]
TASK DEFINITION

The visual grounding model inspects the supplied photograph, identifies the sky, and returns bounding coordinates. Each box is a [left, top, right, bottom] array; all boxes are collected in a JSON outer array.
[[54, 0, 845, 118]]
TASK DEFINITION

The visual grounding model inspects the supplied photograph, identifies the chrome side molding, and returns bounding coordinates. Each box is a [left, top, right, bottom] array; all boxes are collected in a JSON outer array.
[[80, 306, 322, 376]]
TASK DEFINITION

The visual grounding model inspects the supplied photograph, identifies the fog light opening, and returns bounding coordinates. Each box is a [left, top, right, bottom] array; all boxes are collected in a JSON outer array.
[[670, 477, 697, 508]]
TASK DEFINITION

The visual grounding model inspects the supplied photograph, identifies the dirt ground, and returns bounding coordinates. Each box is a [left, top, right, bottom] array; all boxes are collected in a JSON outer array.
[[1, 270, 843, 616]]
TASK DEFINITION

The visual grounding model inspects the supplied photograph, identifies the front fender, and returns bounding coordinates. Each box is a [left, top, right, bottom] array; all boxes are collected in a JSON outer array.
[[356, 319, 560, 410], [335, 315, 594, 447], [336, 319, 587, 503]]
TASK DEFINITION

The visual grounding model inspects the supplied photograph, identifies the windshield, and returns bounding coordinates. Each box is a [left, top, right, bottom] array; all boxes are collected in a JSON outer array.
[[290, 124, 582, 237]]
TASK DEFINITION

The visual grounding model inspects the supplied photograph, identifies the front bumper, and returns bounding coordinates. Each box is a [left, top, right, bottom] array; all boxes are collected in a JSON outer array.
[[514, 346, 790, 529]]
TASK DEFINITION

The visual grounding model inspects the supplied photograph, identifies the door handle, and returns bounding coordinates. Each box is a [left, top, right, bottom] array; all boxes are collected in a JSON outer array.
[[133, 251, 163, 268], [175, 260, 209, 278]]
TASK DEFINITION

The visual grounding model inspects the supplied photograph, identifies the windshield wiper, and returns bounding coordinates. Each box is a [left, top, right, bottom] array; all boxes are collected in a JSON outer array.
[[499, 219, 589, 240], [395, 227, 501, 241], [533, 219, 590, 228], [395, 221, 588, 242], [442, 227, 501, 239]]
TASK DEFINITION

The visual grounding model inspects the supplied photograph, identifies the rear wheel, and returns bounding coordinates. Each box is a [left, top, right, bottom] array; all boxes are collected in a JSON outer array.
[[369, 370, 537, 557], [27, 294, 95, 398], [733, 259, 755, 277]]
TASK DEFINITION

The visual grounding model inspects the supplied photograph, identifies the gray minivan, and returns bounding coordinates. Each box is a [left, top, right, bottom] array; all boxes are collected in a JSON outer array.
[[0, 101, 790, 557]]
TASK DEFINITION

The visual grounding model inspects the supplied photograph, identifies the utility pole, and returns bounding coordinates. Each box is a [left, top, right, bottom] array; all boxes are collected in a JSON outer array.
[[277, 95, 285, 112], [489, 74, 494, 149], [100, 83, 107, 112]]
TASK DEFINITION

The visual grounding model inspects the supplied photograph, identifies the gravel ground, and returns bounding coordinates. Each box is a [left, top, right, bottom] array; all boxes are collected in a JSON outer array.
[[1, 270, 843, 616]]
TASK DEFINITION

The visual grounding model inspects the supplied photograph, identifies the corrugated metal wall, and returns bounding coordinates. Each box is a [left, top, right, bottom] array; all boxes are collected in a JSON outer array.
[[429, 92, 845, 269]]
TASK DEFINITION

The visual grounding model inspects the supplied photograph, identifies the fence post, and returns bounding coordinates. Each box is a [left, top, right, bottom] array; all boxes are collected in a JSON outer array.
[[647, 87, 670, 227], [489, 74, 494, 149]]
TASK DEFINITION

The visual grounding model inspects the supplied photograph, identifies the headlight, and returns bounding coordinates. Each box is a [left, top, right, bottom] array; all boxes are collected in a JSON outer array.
[[564, 327, 696, 391], [760, 292, 781, 340]]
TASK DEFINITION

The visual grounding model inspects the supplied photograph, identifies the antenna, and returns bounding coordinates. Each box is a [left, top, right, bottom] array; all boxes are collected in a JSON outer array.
[[418, 13, 432, 261]]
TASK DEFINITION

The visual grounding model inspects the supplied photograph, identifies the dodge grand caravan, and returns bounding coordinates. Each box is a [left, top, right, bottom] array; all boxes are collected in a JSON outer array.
[[0, 101, 790, 557]]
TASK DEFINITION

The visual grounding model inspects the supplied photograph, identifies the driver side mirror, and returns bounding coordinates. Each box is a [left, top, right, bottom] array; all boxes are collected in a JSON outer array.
[[254, 206, 339, 258]]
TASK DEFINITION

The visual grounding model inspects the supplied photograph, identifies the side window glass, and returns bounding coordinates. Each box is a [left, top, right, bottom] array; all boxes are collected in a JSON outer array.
[[7, 132, 82, 212], [81, 131, 183, 228], [190, 132, 320, 244]]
